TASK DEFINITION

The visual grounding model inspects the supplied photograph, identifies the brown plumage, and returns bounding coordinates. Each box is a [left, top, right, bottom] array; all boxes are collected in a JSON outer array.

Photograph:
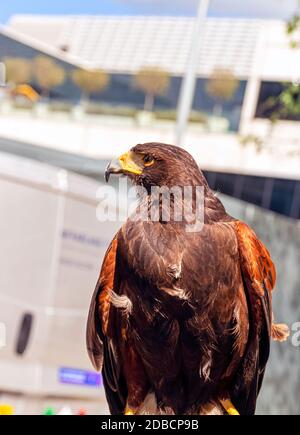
[[87, 143, 289, 415]]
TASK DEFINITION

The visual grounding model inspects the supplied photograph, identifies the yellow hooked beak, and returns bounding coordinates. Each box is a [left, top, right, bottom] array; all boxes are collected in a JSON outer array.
[[119, 152, 143, 175], [105, 151, 143, 182]]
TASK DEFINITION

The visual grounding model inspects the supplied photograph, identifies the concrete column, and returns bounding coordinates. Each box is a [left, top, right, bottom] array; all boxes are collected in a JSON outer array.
[[239, 77, 262, 136], [0, 63, 5, 86], [239, 26, 266, 136], [175, 0, 210, 147]]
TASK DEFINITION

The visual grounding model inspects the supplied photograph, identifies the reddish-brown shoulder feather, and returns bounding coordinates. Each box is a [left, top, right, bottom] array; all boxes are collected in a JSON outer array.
[[86, 236, 118, 371], [86, 233, 149, 414], [235, 221, 276, 295], [228, 221, 271, 414], [98, 237, 118, 336], [234, 221, 289, 342], [228, 220, 289, 414]]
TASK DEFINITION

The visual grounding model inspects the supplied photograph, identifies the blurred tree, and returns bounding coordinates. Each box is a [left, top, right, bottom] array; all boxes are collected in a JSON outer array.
[[263, 83, 300, 121], [279, 83, 300, 116], [239, 3, 300, 155], [4, 57, 31, 85], [134, 67, 170, 112], [33, 56, 65, 98], [258, 6, 300, 123], [287, 1, 300, 48], [281, 2, 300, 119], [206, 68, 239, 116], [71, 68, 110, 103], [287, 15, 300, 48]]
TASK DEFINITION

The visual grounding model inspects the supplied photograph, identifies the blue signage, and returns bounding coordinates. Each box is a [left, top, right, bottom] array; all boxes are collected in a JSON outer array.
[[59, 367, 102, 388]]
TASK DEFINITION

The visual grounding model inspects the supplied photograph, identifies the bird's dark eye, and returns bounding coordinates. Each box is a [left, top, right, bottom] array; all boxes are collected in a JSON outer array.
[[143, 154, 155, 167]]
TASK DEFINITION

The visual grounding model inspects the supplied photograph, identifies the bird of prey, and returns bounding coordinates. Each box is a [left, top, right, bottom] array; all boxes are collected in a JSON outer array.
[[87, 143, 289, 415]]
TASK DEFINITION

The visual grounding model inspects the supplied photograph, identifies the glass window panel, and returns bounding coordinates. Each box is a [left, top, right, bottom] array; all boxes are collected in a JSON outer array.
[[270, 179, 296, 216]]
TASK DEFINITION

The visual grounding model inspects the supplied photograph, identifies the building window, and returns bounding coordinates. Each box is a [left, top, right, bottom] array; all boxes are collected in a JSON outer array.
[[270, 179, 296, 216], [204, 170, 300, 219], [256, 81, 300, 121]]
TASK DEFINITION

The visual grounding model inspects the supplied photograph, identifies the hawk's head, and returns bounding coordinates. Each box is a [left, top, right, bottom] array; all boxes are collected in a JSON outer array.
[[105, 142, 207, 189]]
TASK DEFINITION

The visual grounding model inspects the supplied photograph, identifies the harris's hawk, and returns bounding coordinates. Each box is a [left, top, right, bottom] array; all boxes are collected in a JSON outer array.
[[87, 143, 289, 415]]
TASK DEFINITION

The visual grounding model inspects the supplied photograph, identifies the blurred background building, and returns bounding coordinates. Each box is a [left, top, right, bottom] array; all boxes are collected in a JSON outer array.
[[0, 0, 299, 415]]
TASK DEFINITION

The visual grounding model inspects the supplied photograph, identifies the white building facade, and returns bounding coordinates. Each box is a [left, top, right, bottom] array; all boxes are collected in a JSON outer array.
[[4, 14, 300, 136]]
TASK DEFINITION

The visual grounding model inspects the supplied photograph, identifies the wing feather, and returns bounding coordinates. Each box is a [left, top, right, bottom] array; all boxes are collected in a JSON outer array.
[[231, 221, 274, 415], [86, 235, 127, 414], [86, 236, 118, 370]]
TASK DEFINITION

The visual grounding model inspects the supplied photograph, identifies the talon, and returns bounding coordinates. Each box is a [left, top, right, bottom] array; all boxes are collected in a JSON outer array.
[[220, 399, 240, 416], [124, 406, 136, 415]]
